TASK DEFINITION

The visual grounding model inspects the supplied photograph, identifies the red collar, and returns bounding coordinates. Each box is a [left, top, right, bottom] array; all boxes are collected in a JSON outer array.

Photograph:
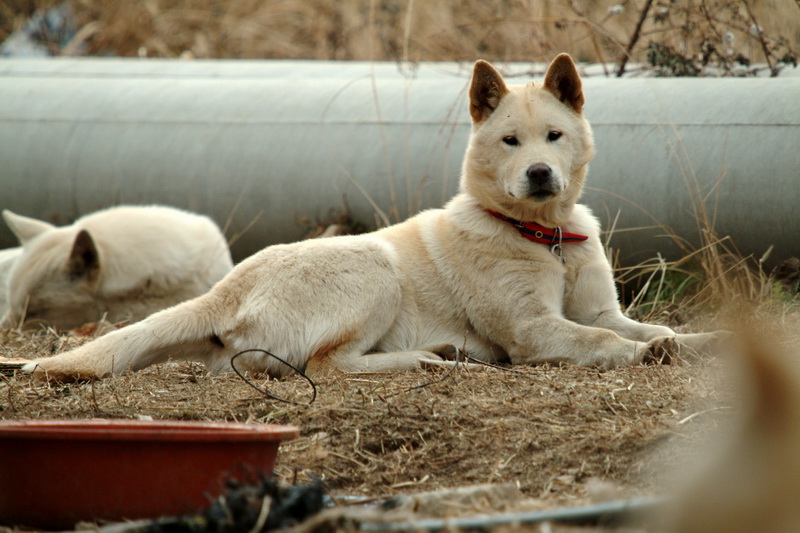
[[483, 208, 588, 245]]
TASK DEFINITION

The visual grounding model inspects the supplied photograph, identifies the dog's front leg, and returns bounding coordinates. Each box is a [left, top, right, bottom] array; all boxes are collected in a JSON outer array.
[[565, 261, 676, 342], [589, 308, 675, 342], [502, 316, 656, 369], [564, 262, 724, 360]]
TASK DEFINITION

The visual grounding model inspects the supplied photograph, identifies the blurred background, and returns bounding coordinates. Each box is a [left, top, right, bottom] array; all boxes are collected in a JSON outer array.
[[2, 0, 798, 74]]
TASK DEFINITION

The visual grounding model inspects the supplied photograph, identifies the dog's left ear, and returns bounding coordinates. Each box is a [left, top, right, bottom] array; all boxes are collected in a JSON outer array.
[[544, 53, 585, 114], [469, 60, 509, 123], [68, 229, 100, 281]]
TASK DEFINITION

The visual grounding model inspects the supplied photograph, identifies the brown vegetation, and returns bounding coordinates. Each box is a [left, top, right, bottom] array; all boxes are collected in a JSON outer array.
[[2, 1, 798, 75], [0, 325, 726, 506]]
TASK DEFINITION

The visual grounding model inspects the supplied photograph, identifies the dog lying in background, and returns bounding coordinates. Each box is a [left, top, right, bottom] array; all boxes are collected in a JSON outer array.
[[16, 54, 717, 381], [1, 206, 233, 330], [0, 247, 22, 319]]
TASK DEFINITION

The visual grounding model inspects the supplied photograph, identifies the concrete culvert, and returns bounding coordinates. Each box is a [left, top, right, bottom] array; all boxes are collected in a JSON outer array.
[[0, 59, 797, 266]]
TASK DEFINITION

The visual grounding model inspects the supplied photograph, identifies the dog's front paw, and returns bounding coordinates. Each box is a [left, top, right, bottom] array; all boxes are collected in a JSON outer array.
[[642, 336, 678, 365]]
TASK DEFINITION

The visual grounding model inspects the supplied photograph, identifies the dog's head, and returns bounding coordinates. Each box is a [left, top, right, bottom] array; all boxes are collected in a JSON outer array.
[[461, 54, 595, 227], [1, 210, 102, 330]]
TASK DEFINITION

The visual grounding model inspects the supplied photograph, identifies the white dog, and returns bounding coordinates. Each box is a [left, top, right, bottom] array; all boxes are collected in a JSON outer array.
[[21, 54, 715, 381], [2, 206, 233, 330], [0, 247, 22, 318]]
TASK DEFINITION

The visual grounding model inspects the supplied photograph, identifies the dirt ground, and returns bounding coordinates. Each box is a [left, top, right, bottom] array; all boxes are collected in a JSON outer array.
[[0, 323, 734, 531]]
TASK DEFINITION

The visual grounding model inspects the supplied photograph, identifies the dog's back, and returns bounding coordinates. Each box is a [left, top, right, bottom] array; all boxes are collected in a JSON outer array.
[[71, 205, 232, 296]]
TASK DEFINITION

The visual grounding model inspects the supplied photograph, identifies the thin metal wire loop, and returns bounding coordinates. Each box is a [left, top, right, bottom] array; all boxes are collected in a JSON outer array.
[[230, 349, 317, 405]]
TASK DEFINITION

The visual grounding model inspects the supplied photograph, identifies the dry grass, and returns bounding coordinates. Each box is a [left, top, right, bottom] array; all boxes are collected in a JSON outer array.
[[3, 301, 798, 531], [5, 300, 800, 533], [2, 0, 798, 74], [0, 325, 728, 506]]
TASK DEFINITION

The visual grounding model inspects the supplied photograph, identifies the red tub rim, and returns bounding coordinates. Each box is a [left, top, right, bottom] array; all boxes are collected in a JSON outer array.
[[0, 419, 300, 442]]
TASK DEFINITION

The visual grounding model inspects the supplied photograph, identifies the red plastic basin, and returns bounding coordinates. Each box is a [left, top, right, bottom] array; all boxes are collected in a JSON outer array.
[[0, 419, 299, 530]]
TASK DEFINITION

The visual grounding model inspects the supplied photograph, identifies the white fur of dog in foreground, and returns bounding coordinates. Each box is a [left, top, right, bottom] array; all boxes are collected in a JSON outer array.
[[2, 205, 233, 330], [20, 54, 717, 381]]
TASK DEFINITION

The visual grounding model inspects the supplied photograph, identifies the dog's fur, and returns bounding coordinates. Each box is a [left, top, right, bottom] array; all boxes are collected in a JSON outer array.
[[2, 206, 233, 330], [21, 55, 714, 381], [663, 330, 800, 533], [0, 246, 22, 318]]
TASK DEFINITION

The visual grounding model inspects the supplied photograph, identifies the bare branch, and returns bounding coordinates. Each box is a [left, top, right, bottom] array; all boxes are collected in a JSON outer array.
[[616, 0, 655, 77], [743, 0, 778, 76]]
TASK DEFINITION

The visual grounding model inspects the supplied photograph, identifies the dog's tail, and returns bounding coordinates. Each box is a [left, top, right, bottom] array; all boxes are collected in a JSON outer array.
[[22, 295, 223, 381]]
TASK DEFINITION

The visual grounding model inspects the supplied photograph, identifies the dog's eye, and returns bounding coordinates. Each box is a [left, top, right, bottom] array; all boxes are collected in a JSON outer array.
[[547, 130, 563, 142], [502, 135, 519, 146]]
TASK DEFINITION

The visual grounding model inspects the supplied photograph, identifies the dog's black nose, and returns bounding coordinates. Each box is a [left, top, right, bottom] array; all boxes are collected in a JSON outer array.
[[526, 163, 553, 185]]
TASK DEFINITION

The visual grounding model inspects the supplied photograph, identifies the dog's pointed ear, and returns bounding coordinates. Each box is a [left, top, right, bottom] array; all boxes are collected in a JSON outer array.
[[470, 60, 509, 123], [68, 229, 100, 280], [3, 210, 56, 244], [544, 53, 585, 113]]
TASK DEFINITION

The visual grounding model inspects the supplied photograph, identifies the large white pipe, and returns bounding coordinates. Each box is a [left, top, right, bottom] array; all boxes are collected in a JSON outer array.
[[0, 59, 797, 266]]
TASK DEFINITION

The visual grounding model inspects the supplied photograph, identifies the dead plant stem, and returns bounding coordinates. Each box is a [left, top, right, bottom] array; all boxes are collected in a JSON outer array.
[[743, 0, 778, 76], [401, 0, 415, 63], [616, 0, 654, 77]]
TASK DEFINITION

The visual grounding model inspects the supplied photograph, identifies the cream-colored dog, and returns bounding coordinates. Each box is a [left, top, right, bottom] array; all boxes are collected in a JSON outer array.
[[21, 54, 714, 381], [2, 206, 233, 330], [0, 246, 22, 319]]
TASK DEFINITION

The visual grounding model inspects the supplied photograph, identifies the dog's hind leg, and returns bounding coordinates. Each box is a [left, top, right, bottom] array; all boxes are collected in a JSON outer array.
[[21, 296, 222, 381]]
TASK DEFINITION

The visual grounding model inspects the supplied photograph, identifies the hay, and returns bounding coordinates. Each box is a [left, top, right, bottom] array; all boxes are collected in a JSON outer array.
[[0, 326, 727, 508]]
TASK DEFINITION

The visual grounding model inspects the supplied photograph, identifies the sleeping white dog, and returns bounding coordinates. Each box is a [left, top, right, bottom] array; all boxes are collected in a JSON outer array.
[[1, 205, 233, 330]]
